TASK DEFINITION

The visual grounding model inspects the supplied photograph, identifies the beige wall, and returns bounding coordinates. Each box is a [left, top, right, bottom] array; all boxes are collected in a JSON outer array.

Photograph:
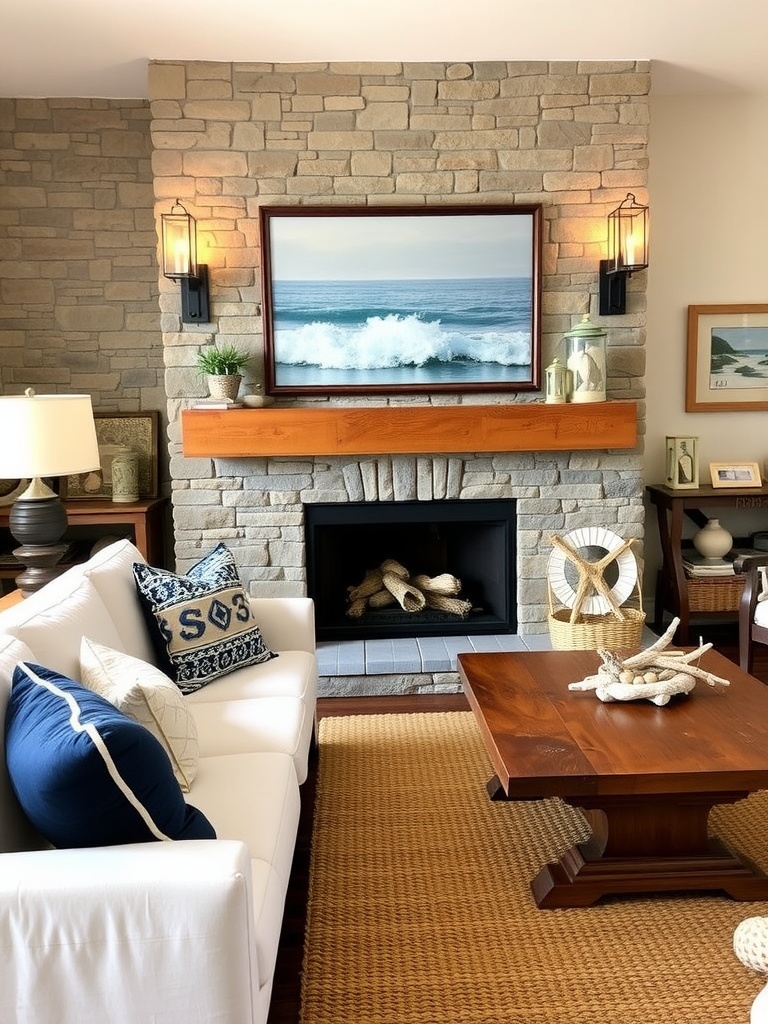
[[644, 94, 768, 590]]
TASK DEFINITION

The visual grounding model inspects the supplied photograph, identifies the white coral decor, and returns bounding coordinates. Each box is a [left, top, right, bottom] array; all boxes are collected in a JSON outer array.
[[567, 617, 730, 706]]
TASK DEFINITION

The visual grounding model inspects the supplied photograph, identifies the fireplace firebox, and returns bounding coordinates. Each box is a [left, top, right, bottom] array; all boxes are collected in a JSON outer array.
[[305, 499, 516, 641]]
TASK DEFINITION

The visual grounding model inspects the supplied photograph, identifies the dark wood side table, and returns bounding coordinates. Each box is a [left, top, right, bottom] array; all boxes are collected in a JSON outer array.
[[0, 496, 169, 593], [646, 483, 768, 644]]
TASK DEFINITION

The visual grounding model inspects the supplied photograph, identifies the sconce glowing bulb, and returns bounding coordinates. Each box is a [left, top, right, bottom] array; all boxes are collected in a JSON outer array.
[[623, 233, 636, 267]]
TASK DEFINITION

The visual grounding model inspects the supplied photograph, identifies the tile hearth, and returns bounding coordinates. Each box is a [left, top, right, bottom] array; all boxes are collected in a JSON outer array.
[[316, 627, 658, 697], [316, 632, 554, 696]]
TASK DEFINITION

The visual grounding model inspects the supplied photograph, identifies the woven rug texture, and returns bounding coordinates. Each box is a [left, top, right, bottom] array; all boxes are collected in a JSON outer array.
[[301, 711, 767, 1024]]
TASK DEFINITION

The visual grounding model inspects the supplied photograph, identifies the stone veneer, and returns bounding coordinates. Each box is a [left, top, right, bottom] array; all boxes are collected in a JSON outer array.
[[147, 59, 648, 639], [0, 99, 165, 419]]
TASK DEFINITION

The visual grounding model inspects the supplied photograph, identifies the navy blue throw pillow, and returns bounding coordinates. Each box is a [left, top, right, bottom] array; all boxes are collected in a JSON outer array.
[[5, 662, 216, 849]]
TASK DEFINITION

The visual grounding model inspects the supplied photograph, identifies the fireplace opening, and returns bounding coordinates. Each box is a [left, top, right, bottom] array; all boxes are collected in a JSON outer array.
[[305, 499, 516, 641]]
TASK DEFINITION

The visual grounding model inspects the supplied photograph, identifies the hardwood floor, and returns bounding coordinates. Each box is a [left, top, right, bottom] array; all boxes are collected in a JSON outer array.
[[266, 640, 768, 1024]]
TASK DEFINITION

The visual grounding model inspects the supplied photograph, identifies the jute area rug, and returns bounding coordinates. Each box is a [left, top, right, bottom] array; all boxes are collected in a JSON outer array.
[[301, 712, 768, 1024]]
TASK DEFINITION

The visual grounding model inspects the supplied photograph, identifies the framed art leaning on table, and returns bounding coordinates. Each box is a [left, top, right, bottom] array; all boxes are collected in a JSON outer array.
[[686, 303, 768, 412], [60, 412, 160, 501]]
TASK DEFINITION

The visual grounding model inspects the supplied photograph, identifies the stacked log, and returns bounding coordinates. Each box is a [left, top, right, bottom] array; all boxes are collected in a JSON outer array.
[[346, 560, 473, 619]]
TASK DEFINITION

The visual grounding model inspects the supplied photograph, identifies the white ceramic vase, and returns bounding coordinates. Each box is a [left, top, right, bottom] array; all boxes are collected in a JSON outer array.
[[692, 518, 732, 559]]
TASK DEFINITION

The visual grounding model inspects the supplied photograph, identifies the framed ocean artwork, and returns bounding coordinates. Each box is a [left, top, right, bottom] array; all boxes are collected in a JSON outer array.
[[258, 204, 542, 396], [686, 303, 768, 412]]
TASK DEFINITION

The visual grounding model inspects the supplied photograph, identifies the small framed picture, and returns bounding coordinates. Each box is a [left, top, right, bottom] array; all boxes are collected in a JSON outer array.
[[665, 436, 699, 489], [709, 462, 763, 488]]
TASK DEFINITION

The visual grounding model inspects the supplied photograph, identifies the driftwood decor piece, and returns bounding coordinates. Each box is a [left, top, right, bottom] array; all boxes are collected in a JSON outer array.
[[346, 560, 473, 619], [567, 617, 731, 706]]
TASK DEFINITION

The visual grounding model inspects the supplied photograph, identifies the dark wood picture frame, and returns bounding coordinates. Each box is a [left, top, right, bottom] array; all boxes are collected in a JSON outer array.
[[259, 204, 542, 397], [61, 411, 160, 500], [686, 303, 768, 412]]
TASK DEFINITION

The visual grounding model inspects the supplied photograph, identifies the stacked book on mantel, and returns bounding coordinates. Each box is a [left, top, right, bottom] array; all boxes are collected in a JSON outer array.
[[190, 398, 244, 410]]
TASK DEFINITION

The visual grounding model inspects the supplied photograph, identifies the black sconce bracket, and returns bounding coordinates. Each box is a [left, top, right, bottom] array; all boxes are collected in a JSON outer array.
[[180, 264, 210, 324], [599, 260, 627, 316]]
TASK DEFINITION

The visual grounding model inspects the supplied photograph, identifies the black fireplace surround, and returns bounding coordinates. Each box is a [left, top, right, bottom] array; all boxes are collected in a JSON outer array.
[[305, 499, 516, 641]]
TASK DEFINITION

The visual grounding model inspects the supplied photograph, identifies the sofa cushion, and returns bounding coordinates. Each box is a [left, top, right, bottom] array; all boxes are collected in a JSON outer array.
[[191, 695, 312, 784], [132, 543, 275, 694], [2, 575, 123, 683], [80, 637, 199, 792], [190, 751, 300, 892], [82, 538, 157, 665], [5, 662, 215, 849]]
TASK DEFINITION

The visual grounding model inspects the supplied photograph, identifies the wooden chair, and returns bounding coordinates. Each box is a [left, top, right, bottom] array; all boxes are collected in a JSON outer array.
[[734, 552, 768, 674]]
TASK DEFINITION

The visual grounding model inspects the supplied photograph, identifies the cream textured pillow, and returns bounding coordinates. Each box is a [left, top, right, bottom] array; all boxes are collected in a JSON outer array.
[[80, 637, 199, 792]]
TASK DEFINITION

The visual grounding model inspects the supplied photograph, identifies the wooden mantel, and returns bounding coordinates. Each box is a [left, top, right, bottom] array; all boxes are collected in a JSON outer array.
[[181, 402, 637, 458]]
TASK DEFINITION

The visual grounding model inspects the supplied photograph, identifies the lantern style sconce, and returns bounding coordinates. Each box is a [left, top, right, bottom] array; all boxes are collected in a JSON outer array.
[[599, 193, 649, 316], [161, 200, 210, 324]]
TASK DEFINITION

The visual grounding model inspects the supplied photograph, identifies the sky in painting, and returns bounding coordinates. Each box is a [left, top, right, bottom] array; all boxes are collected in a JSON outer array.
[[268, 213, 533, 281], [714, 326, 768, 352]]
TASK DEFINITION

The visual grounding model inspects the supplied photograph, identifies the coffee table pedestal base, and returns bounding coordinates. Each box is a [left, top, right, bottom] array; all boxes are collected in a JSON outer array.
[[489, 776, 768, 908], [532, 836, 768, 908]]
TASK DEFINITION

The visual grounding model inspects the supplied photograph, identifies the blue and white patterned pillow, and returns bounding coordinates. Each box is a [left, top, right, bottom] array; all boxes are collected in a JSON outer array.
[[132, 544, 275, 694]]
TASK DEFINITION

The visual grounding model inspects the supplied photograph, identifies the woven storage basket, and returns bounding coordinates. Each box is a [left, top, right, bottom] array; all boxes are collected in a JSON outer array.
[[547, 582, 645, 651], [686, 574, 745, 612]]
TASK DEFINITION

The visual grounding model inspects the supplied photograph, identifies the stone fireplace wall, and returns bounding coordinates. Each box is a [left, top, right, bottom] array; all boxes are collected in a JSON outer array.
[[148, 60, 649, 632]]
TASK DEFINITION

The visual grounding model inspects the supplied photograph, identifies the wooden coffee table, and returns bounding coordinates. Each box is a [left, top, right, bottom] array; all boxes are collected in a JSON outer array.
[[458, 648, 768, 908]]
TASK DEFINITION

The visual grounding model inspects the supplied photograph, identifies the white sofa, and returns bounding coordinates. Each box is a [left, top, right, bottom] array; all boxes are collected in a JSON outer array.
[[0, 538, 318, 1024]]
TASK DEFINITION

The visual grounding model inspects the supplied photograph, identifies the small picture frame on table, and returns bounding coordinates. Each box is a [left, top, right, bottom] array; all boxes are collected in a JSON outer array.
[[709, 462, 763, 489], [665, 436, 699, 489]]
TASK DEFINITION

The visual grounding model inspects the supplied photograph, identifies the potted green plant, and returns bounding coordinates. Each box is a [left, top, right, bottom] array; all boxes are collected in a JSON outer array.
[[196, 344, 250, 401]]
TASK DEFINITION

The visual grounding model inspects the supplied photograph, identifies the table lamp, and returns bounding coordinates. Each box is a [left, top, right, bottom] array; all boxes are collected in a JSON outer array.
[[0, 389, 100, 595]]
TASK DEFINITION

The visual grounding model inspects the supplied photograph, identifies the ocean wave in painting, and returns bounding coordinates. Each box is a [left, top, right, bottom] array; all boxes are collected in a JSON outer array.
[[271, 277, 533, 376], [277, 313, 530, 370]]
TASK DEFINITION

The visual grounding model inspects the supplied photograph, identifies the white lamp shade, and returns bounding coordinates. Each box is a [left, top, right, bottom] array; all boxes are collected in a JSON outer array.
[[0, 393, 100, 479]]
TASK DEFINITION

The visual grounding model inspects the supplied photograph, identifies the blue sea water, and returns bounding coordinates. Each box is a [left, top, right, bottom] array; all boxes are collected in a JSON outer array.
[[271, 277, 533, 387]]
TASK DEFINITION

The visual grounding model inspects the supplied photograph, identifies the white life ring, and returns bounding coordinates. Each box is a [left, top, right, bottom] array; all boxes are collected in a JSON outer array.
[[548, 526, 638, 615]]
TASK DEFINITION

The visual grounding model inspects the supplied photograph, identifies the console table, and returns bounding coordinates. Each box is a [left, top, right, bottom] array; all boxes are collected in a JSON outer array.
[[646, 483, 768, 644], [0, 497, 169, 592]]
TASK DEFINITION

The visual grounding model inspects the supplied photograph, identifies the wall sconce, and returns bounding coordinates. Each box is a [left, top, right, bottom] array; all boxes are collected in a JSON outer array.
[[161, 200, 210, 324], [599, 193, 649, 316]]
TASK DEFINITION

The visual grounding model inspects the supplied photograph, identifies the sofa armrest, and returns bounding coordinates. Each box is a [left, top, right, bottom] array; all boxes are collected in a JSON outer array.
[[1, 840, 262, 1024], [249, 596, 316, 654]]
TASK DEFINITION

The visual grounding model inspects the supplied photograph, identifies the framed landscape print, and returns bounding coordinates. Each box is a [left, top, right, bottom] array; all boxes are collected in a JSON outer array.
[[61, 411, 160, 500], [686, 303, 768, 412], [259, 204, 542, 396]]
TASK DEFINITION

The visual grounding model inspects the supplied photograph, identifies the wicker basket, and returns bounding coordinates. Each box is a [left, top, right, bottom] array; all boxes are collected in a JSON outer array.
[[686, 574, 745, 612], [547, 583, 646, 651]]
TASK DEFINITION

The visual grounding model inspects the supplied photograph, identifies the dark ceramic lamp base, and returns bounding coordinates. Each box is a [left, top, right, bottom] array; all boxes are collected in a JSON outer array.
[[9, 496, 69, 596]]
